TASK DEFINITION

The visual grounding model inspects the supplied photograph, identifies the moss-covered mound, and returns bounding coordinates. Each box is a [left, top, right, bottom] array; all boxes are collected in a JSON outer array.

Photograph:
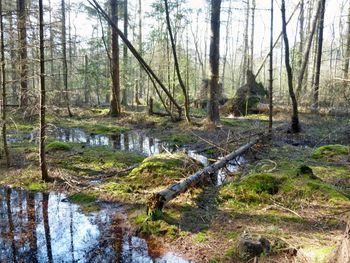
[[220, 168, 349, 209], [312, 144, 349, 159], [128, 152, 202, 188], [47, 141, 72, 151]]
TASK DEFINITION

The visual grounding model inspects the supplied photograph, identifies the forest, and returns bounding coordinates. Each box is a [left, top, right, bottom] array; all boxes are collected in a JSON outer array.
[[0, 0, 350, 262]]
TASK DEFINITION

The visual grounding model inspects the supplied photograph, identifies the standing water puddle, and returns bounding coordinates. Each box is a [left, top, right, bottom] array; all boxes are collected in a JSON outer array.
[[0, 187, 189, 262], [50, 127, 244, 183]]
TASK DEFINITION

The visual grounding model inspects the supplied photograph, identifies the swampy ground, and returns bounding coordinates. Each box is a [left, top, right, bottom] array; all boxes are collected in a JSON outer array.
[[1, 107, 350, 262]]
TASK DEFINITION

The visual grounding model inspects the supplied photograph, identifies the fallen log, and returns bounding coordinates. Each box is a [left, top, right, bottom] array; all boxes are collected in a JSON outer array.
[[147, 138, 259, 215]]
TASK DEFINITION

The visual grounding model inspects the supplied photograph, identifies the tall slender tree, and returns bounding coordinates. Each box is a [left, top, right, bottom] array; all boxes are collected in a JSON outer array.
[[110, 0, 121, 116], [268, 0, 273, 133], [313, 0, 326, 110], [164, 0, 191, 123], [343, 4, 350, 79], [39, 0, 49, 181], [281, 0, 300, 133], [207, 0, 221, 124], [1, 0, 10, 166], [17, 0, 28, 108], [61, 0, 73, 117]]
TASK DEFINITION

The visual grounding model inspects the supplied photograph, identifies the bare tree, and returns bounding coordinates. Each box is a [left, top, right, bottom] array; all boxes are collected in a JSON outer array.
[[268, 0, 273, 133], [61, 0, 73, 117], [281, 0, 300, 133], [207, 0, 221, 124], [1, 0, 10, 166], [110, 0, 121, 117], [17, 0, 28, 108], [313, 0, 326, 110], [164, 0, 191, 123], [39, 0, 49, 181]]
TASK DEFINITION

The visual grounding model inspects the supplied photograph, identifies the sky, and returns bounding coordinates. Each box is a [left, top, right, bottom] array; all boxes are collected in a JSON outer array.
[[55, 0, 348, 61]]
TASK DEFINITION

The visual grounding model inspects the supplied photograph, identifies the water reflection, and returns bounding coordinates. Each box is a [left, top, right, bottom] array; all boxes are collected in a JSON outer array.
[[0, 187, 189, 263]]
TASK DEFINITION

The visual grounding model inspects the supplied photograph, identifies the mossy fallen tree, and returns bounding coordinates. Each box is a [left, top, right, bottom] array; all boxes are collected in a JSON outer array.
[[147, 138, 259, 215]]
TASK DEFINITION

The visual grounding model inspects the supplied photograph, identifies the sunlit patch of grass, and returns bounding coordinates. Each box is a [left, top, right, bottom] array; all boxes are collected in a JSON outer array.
[[27, 182, 48, 191]]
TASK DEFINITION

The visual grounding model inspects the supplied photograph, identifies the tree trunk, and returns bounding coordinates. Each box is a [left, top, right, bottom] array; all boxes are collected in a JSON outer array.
[[250, 0, 256, 71], [39, 0, 49, 181], [343, 5, 350, 79], [268, 0, 274, 134], [122, 0, 128, 107], [207, 0, 221, 124], [296, 0, 321, 99], [61, 0, 73, 117], [90, 0, 182, 120], [148, 138, 259, 214], [1, 0, 10, 167], [242, 0, 250, 85], [110, 0, 121, 117], [17, 0, 28, 108], [281, 0, 300, 133], [164, 0, 191, 123], [313, 0, 326, 110]]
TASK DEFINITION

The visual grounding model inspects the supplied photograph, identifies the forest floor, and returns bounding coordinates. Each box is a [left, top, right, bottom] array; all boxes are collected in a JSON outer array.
[[0, 107, 350, 262]]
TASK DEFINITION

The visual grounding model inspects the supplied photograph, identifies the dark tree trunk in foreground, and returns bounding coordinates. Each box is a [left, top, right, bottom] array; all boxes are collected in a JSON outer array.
[[17, 0, 28, 108], [110, 0, 121, 117], [1, 0, 10, 166], [164, 0, 191, 123], [61, 0, 73, 117], [313, 0, 326, 110], [268, 0, 273, 133], [281, 0, 300, 133], [39, 0, 49, 181], [207, 0, 221, 124]]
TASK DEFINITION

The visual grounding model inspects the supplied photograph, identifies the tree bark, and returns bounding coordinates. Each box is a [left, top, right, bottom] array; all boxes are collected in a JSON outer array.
[[164, 0, 191, 123], [148, 138, 259, 214], [313, 0, 326, 110], [1, 0, 10, 167], [17, 0, 28, 108], [39, 0, 49, 181], [110, 0, 121, 117], [207, 0, 221, 124], [268, 0, 273, 134], [61, 0, 73, 117], [281, 0, 300, 133], [122, 0, 128, 107]]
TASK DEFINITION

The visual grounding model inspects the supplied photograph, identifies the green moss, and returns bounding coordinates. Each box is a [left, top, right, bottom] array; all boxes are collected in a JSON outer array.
[[28, 182, 48, 191], [312, 144, 349, 159], [50, 146, 144, 176], [220, 174, 281, 206], [47, 141, 72, 151], [103, 182, 133, 193], [128, 152, 201, 188], [70, 193, 97, 203], [193, 232, 208, 242]]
